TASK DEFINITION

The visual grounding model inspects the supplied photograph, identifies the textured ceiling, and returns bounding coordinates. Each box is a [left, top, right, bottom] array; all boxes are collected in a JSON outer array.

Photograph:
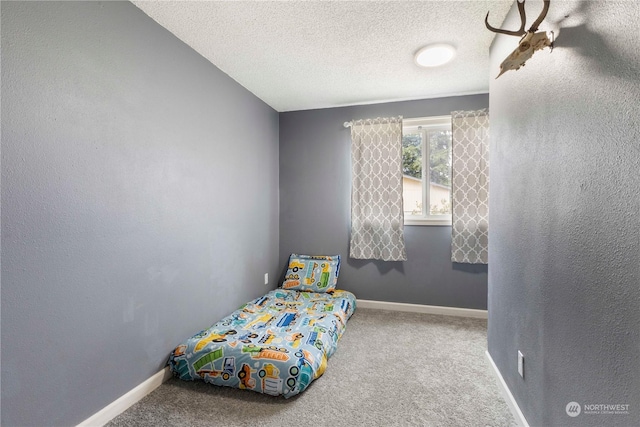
[[133, 1, 513, 112]]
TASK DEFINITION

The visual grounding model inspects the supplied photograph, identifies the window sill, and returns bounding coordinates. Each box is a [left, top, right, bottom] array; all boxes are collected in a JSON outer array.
[[404, 217, 452, 226]]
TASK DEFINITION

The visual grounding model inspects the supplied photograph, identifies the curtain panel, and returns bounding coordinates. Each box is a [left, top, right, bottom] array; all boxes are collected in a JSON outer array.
[[451, 109, 490, 264], [349, 117, 407, 261]]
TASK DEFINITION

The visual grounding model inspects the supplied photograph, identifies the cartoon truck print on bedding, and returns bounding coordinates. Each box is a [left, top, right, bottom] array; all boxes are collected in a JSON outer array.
[[305, 331, 324, 350], [288, 260, 305, 273], [304, 262, 319, 285], [172, 357, 191, 380], [258, 363, 283, 395], [193, 348, 224, 379], [340, 299, 351, 314], [258, 330, 283, 346], [285, 350, 316, 392], [237, 363, 256, 389], [221, 357, 236, 380], [288, 369, 311, 391], [283, 273, 300, 289], [285, 261, 332, 289], [276, 312, 299, 328], [286, 332, 304, 348], [196, 357, 236, 381], [245, 314, 275, 330], [242, 344, 290, 362], [282, 279, 301, 289], [316, 262, 331, 289], [254, 296, 270, 308], [221, 312, 248, 327], [194, 329, 237, 352], [300, 316, 321, 328], [173, 344, 187, 357], [238, 332, 259, 344]]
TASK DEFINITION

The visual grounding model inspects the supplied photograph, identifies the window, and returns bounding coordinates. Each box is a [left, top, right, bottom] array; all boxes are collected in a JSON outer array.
[[402, 116, 452, 225]]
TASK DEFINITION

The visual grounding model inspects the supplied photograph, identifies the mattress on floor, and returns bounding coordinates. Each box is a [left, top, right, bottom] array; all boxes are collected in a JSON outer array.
[[168, 288, 356, 398]]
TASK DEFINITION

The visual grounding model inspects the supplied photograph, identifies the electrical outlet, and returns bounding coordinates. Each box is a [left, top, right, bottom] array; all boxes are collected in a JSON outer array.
[[264, 273, 269, 285], [518, 351, 524, 378]]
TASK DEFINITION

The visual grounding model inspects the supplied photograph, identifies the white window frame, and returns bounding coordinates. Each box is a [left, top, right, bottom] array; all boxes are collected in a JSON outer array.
[[402, 115, 452, 226]]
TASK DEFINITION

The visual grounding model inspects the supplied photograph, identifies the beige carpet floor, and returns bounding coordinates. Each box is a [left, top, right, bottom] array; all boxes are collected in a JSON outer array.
[[108, 308, 516, 427]]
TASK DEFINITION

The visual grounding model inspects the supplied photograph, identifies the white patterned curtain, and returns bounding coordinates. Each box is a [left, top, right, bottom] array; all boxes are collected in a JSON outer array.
[[451, 110, 489, 264], [350, 117, 407, 261]]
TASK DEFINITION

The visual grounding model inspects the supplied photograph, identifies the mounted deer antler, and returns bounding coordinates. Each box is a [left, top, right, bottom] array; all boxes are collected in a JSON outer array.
[[486, 0, 553, 78]]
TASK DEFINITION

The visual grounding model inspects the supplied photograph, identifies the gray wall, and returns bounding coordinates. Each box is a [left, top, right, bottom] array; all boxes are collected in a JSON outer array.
[[487, 1, 639, 426], [280, 95, 489, 310], [1, 2, 279, 426]]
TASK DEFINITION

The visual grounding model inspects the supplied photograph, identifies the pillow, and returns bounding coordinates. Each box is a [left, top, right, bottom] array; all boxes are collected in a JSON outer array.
[[282, 254, 341, 293]]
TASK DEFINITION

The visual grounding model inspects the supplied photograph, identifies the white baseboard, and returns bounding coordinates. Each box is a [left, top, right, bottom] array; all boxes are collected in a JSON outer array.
[[485, 351, 529, 427], [356, 299, 488, 319], [77, 366, 172, 427]]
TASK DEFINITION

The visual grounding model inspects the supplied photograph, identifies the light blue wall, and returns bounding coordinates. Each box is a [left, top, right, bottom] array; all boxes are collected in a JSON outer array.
[[1, 2, 279, 426], [279, 95, 490, 309], [488, 1, 640, 426]]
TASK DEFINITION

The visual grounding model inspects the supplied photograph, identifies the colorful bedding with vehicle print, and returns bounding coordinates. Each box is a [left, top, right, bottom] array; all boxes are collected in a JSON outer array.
[[168, 288, 356, 398]]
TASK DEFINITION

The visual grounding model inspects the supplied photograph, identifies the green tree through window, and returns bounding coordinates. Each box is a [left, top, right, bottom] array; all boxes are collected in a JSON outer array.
[[429, 130, 451, 187], [401, 117, 452, 222], [402, 133, 422, 179]]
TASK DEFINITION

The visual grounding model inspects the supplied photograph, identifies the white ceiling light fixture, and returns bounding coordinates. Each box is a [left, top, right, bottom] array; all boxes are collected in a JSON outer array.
[[414, 44, 457, 68]]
